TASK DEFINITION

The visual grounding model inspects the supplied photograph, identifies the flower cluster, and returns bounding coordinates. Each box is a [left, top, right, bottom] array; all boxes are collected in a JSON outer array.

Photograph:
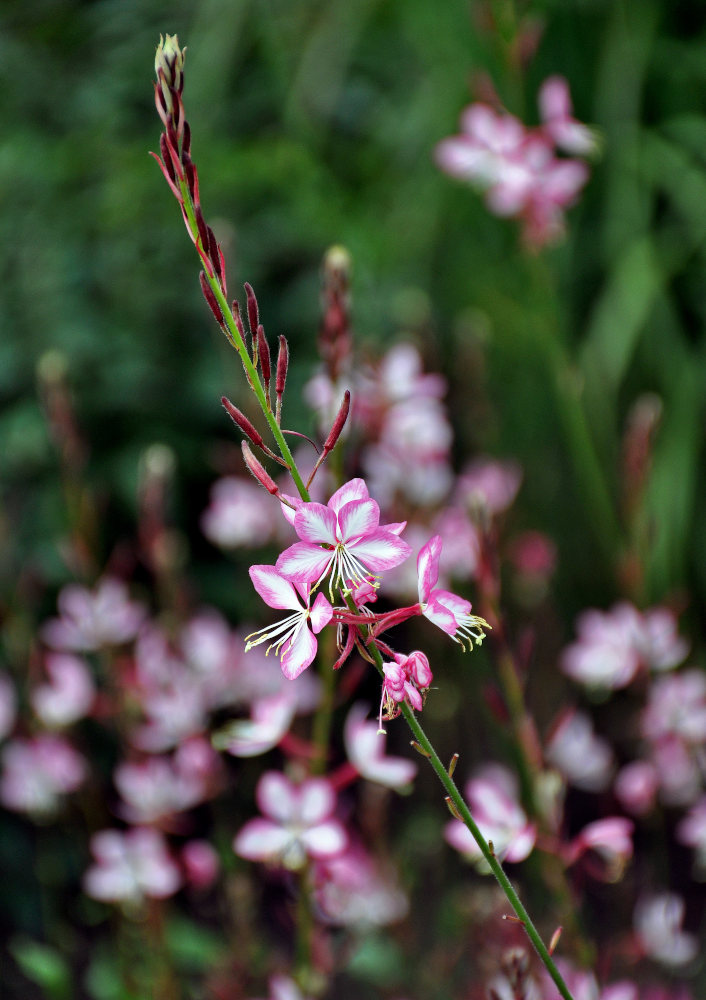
[[436, 76, 598, 248]]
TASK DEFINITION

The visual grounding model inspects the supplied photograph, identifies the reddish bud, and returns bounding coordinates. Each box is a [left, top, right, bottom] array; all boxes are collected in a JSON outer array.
[[182, 120, 191, 157], [232, 301, 246, 341], [244, 282, 259, 335], [323, 389, 350, 454], [256, 324, 271, 390], [199, 272, 223, 325], [548, 926, 563, 955], [159, 134, 176, 183], [241, 442, 279, 496], [221, 397, 265, 449], [194, 202, 209, 253], [276, 336, 289, 398]]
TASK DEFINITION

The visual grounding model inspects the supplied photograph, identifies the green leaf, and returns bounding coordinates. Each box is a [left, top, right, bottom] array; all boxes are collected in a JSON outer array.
[[9, 937, 72, 1000]]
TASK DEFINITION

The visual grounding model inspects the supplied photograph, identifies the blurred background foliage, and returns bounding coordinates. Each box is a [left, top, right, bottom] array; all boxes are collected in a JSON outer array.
[[2, 0, 706, 991]]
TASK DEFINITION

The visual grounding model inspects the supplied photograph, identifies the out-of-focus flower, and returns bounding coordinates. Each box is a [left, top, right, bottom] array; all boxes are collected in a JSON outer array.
[[276, 478, 412, 599], [634, 892, 698, 968], [114, 737, 220, 825], [234, 771, 347, 870], [545, 709, 614, 792], [180, 840, 220, 889], [31, 653, 95, 728], [245, 566, 333, 680], [456, 458, 522, 518], [83, 827, 181, 905], [201, 476, 278, 548], [540, 961, 638, 1000], [676, 795, 706, 871], [614, 760, 659, 816], [343, 703, 417, 788], [445, 764, 536, 866], [0, 734, 87, 816], [42, 577, 146, 651], [561, 603, 688, 691], [313, 844, 409, 927], [650, 736, 702, 808], [0, 672, 17, 741], [249, 976, 313, 1000], [538, 76, 599, 157], [642, 670, 706, 744], [567, 817, 634, 882], [435, 86, 593, 249], [214, 692, 296, 758]]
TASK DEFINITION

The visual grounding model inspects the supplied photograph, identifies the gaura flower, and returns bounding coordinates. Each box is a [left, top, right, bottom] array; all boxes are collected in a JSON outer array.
[[276, 478, 411, 599], [417, 536, 489, 650], [245, 565, 332, 679]]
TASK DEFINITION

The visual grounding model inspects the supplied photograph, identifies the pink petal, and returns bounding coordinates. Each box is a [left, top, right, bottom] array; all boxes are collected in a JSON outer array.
[[280, 626, 317, 680], [301, 820, 347, 858], [417, 536, 443, 603], [276, 543, 333, 587], [337, 499, 380, 543], [233, 818, 292, 860], [299, 777, 336, 824], [503, 823, 536, 862], [257, 771, 296, 821], [423, 598, 458, 636], [380, 520, 407, 536], [351, 530, 412, 572], [434, 589, 472, 618], [249, 565, 300, 611], [279, 494, 302, 526], [294, 503, 337, 545], [309, 593, 333, 634], [327, 478, 369, 513]]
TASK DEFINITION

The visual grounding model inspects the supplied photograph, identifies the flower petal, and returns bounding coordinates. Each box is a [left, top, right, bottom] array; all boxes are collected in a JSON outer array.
[[328, 478, 369, 513], [337, 499, 380, 543], [299, 777, 335, 824], [280, 625, 317, 680], [233, 819, 292, 860], [257, 771, 296, 821], [276, 543, 332, 589], [249, 566, 300, 611], [294, 503, 337, 545], [309, 593, 333, 634], [350, 530, 412, 572], [301, 820, 347, 858], [417, 536, 443, 604], [423, 598, 458, 636]]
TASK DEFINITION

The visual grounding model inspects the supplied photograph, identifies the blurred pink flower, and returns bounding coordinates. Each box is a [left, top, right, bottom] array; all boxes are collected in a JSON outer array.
[[201, 476, 277, 548], [83, 827, 181, 905], [445, 764, 536, 865], [634, 892, 698, 968], [567, 817, 634, 881], [0, 734, 87, 816], [42, 577, 146, 651], [538, 76, 599, 157], [676, 795, 706, 870], [545, 709, 614, 792], [642, 669, 706, 744], [313, 843, 409, 927], [456, 457, 522, 517], [614, 760, 658, 816], [561, 603, 687, 691], [250, 976, 313, 1000], [180, 839, 220, 889], [214, 692, 296, 758], [344, 703, 417, 788], [234, 771, 347, 870], [31, 653, 95, 728]]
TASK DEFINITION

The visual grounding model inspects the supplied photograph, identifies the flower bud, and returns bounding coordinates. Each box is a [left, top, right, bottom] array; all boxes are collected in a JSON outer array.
[[155, 34, 185, 116]]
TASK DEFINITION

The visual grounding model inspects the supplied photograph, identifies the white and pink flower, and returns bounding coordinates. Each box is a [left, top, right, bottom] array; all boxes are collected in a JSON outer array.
[[31, 653, 95, 728], [344, 703, 417, 788], [445, 764, 535, 866], [83, 827, 181, 905], [234, 771, 347, 870], [41, 577, 146, 651]]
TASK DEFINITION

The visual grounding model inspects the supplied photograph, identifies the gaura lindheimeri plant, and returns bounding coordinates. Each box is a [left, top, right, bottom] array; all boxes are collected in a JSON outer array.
[[151, 33, 579, 999]]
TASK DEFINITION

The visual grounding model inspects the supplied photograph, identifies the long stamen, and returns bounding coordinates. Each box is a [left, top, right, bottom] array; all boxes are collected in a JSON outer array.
[[244, 611, 305, 651]]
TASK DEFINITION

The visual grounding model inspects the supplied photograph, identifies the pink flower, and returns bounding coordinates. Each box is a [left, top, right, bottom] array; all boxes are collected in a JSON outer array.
[[83, 827, 181, 905], [180, 840, 220, 889], [545, 709, 614, 793], [642, 670, 706, 744], [378, 651, 434, 726], [445, 764, 535, 865], [567, 817, 634, 882], [275, 479, 411, 598], [234, 771, 347, 870], [31, 653, 95, 728], [41, 577, 146, 651], [0, 734, 87, 816], [676, 795, 706, 871], [201, 476, 277, 548], [250, 976, 313, 1000], [114, 738, 219, 825], [344, 703, 417, 788], [634, 893, 698, 968], [417, 536, 489, 649], [245, 565, 333, 679], [213, 692, 296, 757], [313, 843, 409, 927], [538, 76, 599, 157], [614, 760, 658, 816], [456, 458, 522, 517]]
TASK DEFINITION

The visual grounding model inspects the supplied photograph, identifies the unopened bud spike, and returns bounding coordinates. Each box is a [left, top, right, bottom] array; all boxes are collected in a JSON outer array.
[[256, 324, 271, 395], [241, 442, 279, 496], [410, 741, 431, 758], [199, 272, 224, 325], [445, 796, 462, 821], [447, 752, 459, 778], [221, 397, 265, 449]]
